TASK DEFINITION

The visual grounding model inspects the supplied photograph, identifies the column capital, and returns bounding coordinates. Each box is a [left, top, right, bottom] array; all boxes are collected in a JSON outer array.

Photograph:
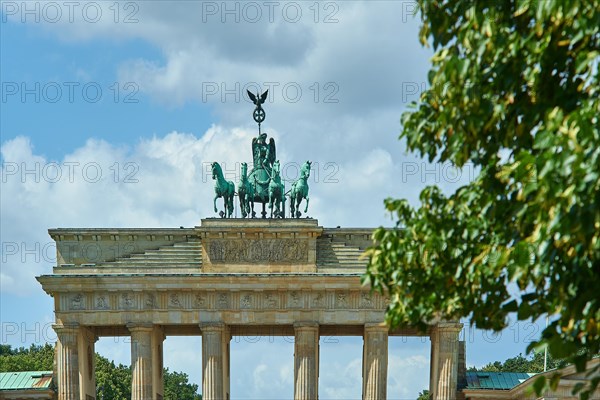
[[53, 323, 79, 333], [434, 322, 463, 334], [126, 323, 154, 333], [53, 324, 79, 345], [200, 322, 227, 333], [364, 322, 389, 333], [293, 321, 319, 331]]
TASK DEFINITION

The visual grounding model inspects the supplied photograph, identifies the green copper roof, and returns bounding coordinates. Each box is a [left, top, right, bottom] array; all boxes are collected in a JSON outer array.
[[466, 371, 536, 390], [0, 371, 53, 390]]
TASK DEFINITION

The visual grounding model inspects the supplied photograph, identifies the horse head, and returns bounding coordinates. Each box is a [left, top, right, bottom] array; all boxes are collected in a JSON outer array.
[[301, 161, 312, 179], [212, 162, 223, 181], [272, 160, 281, 176], [241, 162, 248, 179]]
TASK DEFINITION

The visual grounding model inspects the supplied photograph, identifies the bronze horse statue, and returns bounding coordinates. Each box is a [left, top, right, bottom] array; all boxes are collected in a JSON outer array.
[[238, 162, 255, 218], [268, 160, 285, 218], [290, 161, 311, 218], [211, 162, 234, 218]]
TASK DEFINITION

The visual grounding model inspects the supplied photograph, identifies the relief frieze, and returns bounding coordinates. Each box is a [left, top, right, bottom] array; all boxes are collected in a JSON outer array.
[[312, 293, 325, 308], [207, 238, 308, 263], [288, 291, 303, 308], [217, 293, 230, 308], [240, 294, 253, 309], [71, 293, 84, 310], [169, 293, 182, 308], [120, 293, 134, 309], [61, 290, 385, 312], [194, 294, 206, 308], [264, 292, 278, 308], [336, 292, 348, 308], [145, 294, 156, 309], [95, 295, 109, 310]]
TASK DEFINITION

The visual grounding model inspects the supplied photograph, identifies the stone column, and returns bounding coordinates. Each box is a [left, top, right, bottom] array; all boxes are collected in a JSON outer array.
[[53, 324, 80, 400], [294, 322, 319, 400], [222, 328, 231, 400], [77, 327, 97, 399], [201, 323, 229, 400], [430, 323, 462, 400], [429, 328, 440, 397], [129, 324, 155, 400], [152, 327, 165, 400], [362, 323, 388, 400]]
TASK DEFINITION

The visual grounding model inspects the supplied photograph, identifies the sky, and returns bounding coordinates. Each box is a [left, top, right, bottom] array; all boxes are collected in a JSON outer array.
[[1, 1, 547, 399]]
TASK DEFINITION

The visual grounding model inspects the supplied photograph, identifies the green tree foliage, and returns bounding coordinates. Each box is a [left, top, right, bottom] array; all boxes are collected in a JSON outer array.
[[0, 344, 54, 372], [417, 389, 431, 400], [163, 368, 202, 400], [95, 355, 131, 400], [364, 0, 599, 397], [469, 352, 566, 373]]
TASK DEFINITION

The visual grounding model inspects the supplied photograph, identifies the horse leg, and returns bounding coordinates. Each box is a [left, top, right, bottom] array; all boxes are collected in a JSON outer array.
[[304, 195, 309, 213], [239, 194, 244, 218], [276, 191, 282, 217], [226, 194, 233, 218], [293, 194, 299, 218], [280, 190, 284, 217]]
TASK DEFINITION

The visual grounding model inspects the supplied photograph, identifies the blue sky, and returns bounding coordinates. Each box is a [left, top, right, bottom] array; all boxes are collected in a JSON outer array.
[[1, 19, 213, 158], [1, 1, 547, 399]]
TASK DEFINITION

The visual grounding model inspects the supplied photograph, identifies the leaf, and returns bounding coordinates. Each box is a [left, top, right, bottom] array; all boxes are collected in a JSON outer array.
[[532, 375, 547, 395]]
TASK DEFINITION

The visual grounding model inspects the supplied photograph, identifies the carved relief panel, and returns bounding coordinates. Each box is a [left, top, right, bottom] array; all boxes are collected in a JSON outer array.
[[207, 239, 309, 264]]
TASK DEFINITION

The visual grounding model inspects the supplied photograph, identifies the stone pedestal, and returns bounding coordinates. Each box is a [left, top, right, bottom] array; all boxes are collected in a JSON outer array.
[[362, 323, 388, 400], [201, 323, 230, 400], [198, 219, 323, 273], [294, 322, 319, 400], [54, 325, 80, 400], [129, 324, 164, 400], [430, 323, 462, 400]]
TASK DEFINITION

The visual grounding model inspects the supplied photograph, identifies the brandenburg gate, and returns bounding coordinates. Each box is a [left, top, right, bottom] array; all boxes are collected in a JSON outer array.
[[37, 219, 462, 400], [37, 91, 461, 400]]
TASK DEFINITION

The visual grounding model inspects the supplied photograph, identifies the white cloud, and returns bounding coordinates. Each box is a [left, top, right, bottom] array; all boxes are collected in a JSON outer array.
[[0, 128, 252, 296], [388, 354, 430, 400], [231, 338, 295, 399]]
